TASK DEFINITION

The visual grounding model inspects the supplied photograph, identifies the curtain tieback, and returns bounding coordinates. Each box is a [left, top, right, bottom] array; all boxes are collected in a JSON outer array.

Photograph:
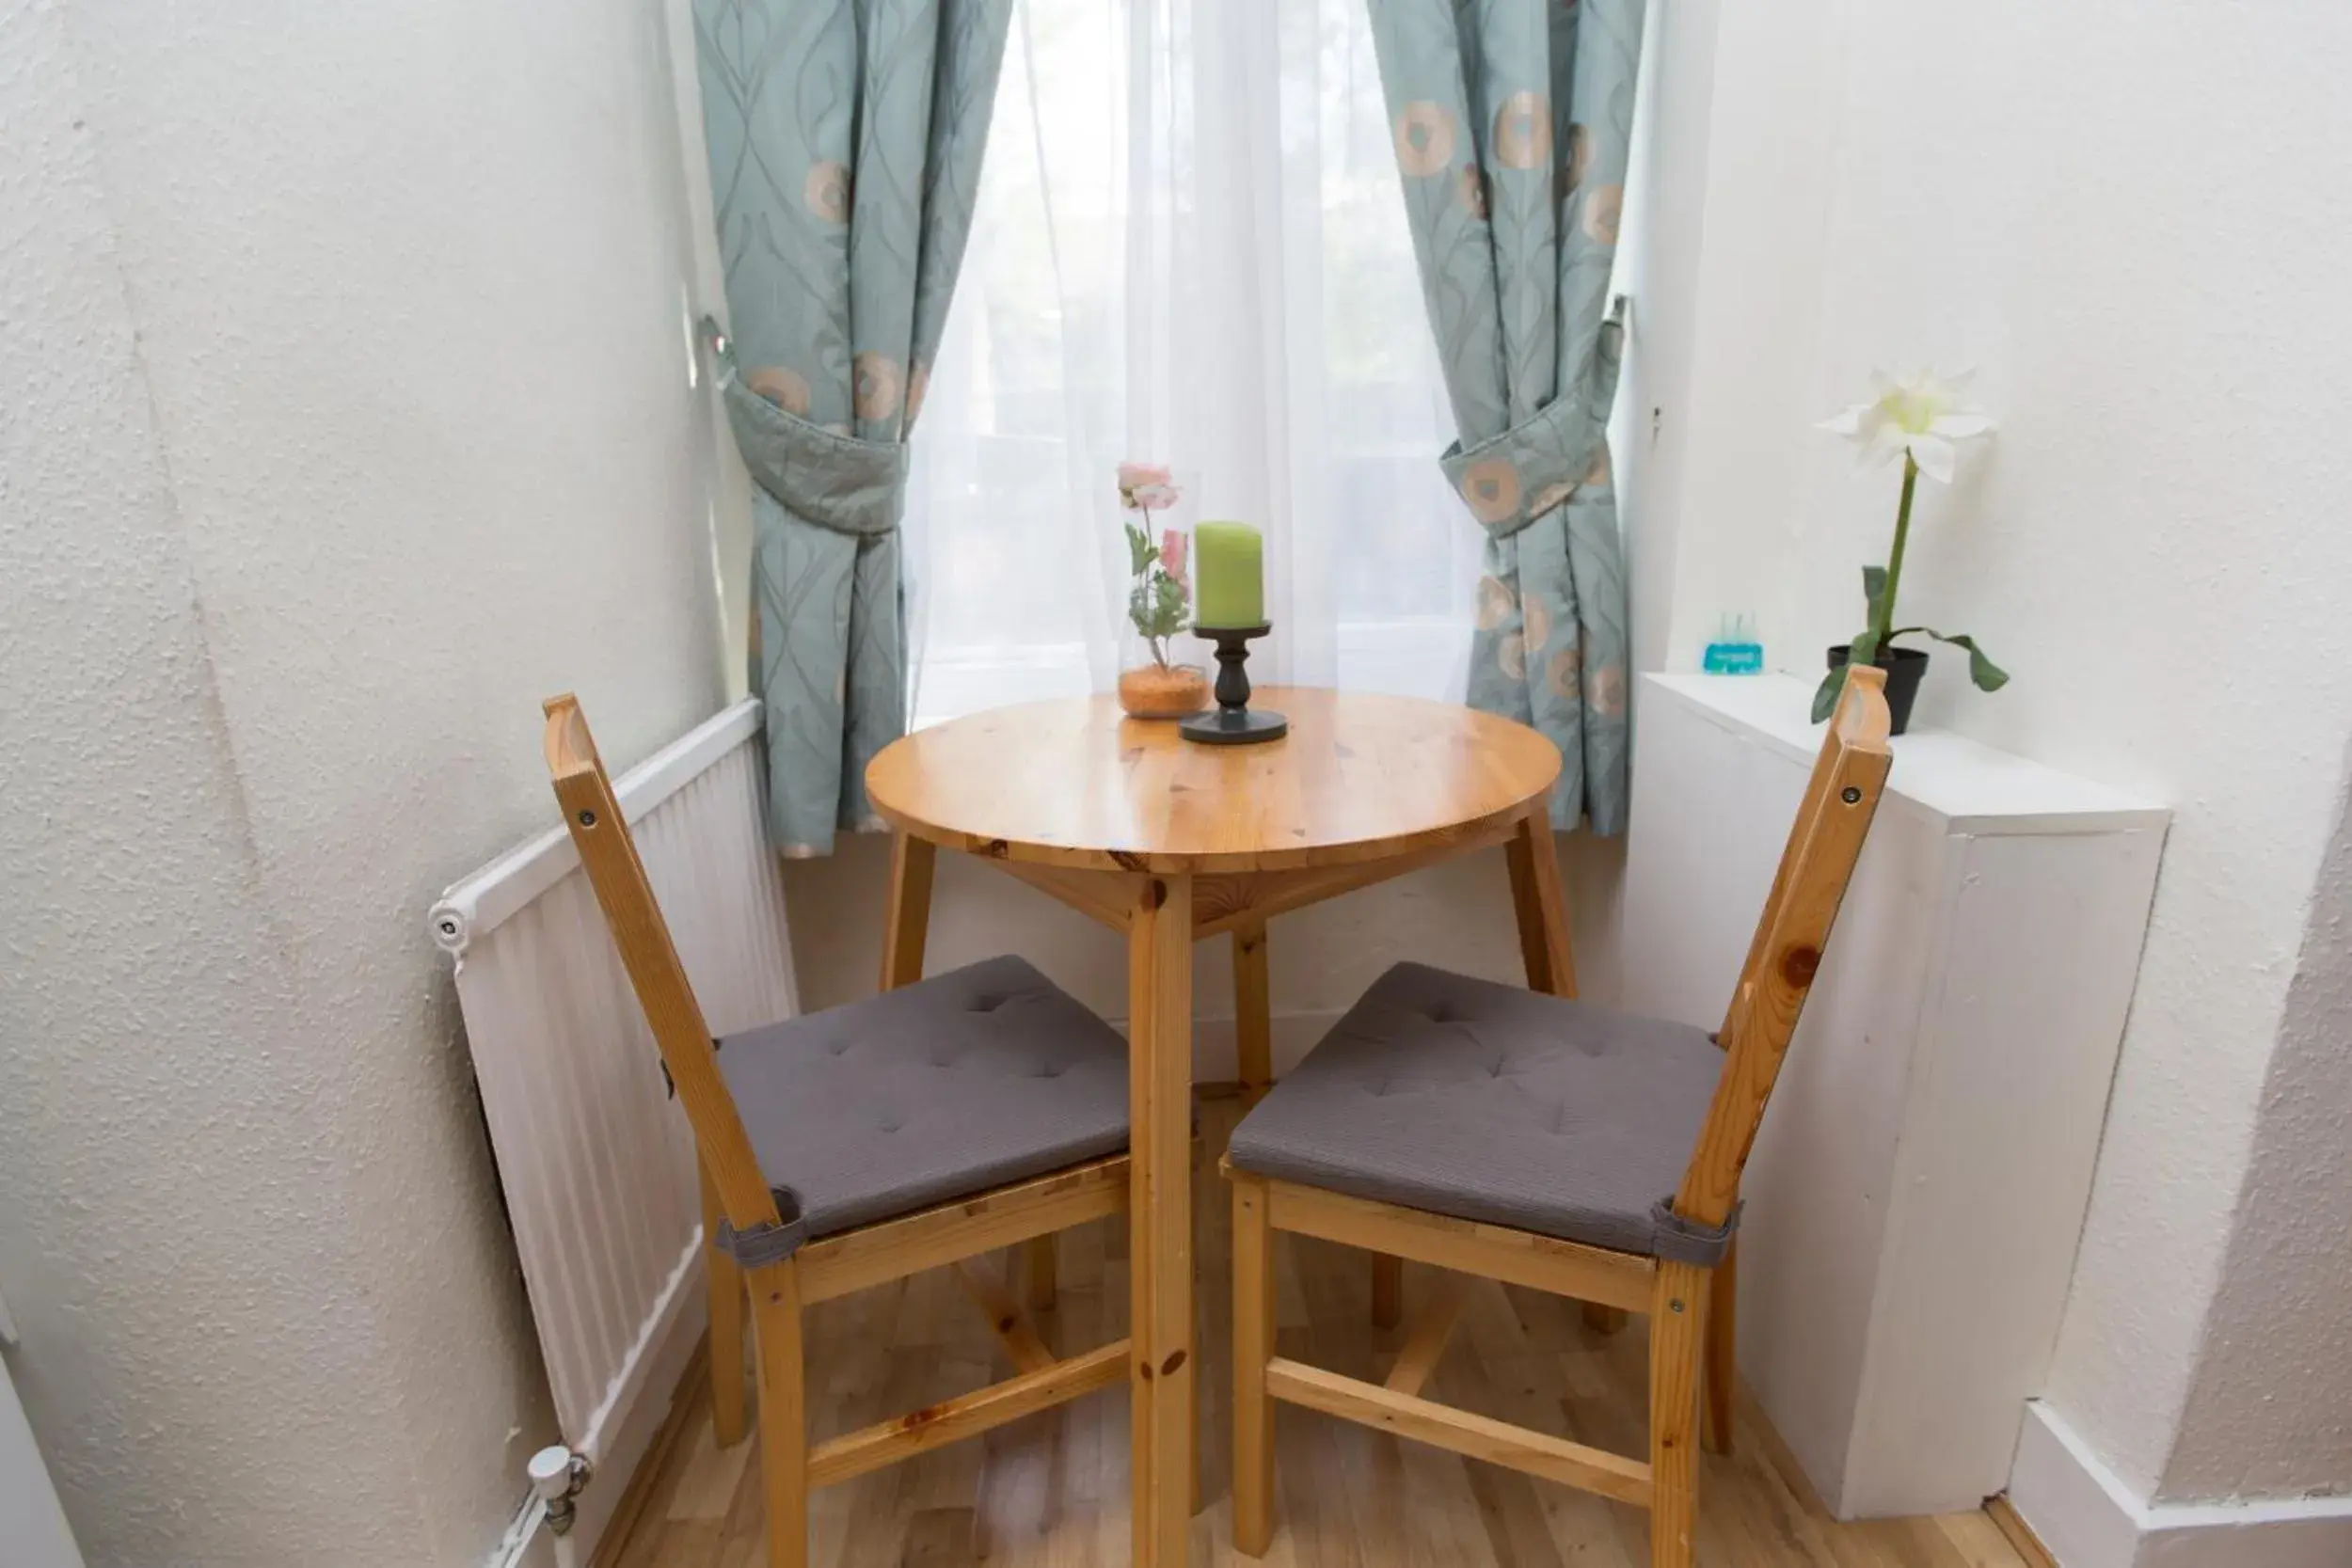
[[707, 319, 909, 537], [1439, 309, 1627, 542]]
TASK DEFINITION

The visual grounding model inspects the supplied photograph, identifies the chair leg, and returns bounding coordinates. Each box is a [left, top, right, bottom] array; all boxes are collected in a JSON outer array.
[[1649, 1261, 1706, 1568], [1371, 1254, 1404, 1330], [1024, 1234, 1057, 1312], [1232, 1173, 1276, 1557], [750, 1262, 808, 1568], [703, 1166, 748, 1447], [1233, 922, 1274, 1104], [1191, 1181, 1204, 1517], [1703, 1242, 1737, 1456]]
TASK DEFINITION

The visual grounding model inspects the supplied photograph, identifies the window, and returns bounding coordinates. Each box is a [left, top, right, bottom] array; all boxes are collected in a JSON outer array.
[[903, 0, 1480, 725]]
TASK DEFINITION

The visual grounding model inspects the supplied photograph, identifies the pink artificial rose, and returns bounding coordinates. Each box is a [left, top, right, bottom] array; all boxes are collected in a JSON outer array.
[[1160, 528, 1188, 587], [1117, 460, 1181, 512]]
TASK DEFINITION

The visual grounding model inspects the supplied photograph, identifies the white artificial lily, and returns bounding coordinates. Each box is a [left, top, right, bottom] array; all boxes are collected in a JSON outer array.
[[1818, 368, 1994, 483]]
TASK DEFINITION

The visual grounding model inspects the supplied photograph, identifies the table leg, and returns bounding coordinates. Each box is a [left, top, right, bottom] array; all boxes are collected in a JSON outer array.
[[880, 832, 935, 991], [1128, 873, 1195, 1567], [1233, 921, 1272, 1105], [1504, 805, 1578, 1000]]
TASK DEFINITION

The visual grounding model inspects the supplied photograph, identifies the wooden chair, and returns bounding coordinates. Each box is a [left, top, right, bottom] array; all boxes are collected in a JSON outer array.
[[544, 695, 1136, 1568], [1224, 666, 1894, 1567]]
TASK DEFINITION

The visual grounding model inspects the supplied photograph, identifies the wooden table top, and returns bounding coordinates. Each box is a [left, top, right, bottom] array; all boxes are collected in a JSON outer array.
[[865, 687, 1560, 874]]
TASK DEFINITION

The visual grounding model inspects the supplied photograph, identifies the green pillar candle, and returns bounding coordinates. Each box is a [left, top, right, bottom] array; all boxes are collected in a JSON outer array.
[[1192, 520, 1265, 628]]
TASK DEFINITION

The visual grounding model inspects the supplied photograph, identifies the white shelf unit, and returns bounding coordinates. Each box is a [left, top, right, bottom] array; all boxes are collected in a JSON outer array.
[[1621, 673, 2169, 1518]]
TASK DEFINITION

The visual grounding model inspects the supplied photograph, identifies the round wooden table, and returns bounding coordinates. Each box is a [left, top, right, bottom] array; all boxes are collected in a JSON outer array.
[[865, 687, 1573, 1567]]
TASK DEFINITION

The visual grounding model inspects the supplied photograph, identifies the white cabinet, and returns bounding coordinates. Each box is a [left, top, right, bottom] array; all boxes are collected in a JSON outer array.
[[1622, 674, 2168, 1518]]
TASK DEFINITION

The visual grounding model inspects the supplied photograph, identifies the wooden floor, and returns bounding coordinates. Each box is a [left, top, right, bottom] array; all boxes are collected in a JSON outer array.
[[603, 1097, 2029, 1568]]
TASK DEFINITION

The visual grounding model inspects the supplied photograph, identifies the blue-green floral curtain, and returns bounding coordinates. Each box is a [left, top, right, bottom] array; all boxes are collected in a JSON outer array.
[[1367, 0, 1644, 834], [694, 0, 1012, 856]]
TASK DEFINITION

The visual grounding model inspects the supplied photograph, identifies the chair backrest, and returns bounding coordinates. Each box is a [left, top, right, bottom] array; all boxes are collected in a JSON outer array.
[[542, 694, 781, 1239], [1673, 666, 1894, 1231]]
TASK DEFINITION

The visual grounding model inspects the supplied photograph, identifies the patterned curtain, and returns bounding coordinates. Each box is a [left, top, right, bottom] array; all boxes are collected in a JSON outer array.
[[694, 0, 1013, 856], [1366, 0, 1645, 834]]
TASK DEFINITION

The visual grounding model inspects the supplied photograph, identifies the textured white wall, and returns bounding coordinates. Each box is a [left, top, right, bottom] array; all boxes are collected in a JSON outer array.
[[0, 1, 725, 1563], [1632, 0, 2352, 1508], [1611, 0, 1709, 680], [2162, 755, 2352, 1499]]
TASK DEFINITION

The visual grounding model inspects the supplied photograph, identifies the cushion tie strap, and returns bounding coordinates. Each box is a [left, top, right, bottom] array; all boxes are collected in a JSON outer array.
[[712, 1186, 809, 1268], [1650, 1196, 1741, 1267]]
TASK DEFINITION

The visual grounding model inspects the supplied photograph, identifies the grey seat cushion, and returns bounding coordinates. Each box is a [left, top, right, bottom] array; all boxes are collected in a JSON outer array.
[[717, 956, 1128, 1242], [1227, 962, 1726, 1260]]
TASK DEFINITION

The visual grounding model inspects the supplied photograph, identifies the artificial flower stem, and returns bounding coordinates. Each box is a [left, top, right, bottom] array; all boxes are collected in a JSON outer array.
[[1143, 504, 1168, 668], [1868, 454, 1921, 657]]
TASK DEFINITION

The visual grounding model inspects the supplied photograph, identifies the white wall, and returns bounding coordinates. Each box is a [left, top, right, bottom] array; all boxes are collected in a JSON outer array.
[[0, 1, 726, 1562], [1633, 0, 2352, 1510], [663, 0, 758, 700], [1611, 0, 1708, 681], [2161, 753, 2352, 1500]]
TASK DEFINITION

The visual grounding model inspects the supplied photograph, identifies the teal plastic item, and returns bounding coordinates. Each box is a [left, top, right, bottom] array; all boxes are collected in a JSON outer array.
[[1702, 614, 1765, 674]]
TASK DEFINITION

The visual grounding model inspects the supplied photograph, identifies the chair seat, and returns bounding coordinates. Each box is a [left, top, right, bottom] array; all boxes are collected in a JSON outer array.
[[1226, 962, 1724, 1259], [718, 956, 1128, 1241]]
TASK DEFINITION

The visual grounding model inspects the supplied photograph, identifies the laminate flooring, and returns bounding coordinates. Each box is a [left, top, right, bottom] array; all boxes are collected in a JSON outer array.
[[603, 1097, 2030, 1568]]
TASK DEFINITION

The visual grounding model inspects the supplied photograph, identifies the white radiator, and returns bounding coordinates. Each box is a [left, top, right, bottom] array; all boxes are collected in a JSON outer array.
[[432, 699, 796, 1565]]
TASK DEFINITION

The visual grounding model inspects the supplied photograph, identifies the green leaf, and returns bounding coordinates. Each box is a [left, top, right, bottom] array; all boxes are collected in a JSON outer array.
[[1891, 626, 2010, 691], [1812, 662, 1848, 723], [1147, 570, 1188, 637], [1937, 631, 2009, 691], [1817, 626, 1880, 722], [1124, 522, 1151, 578]]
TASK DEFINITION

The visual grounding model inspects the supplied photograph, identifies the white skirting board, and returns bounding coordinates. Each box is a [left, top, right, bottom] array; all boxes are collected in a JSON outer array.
[[2009, 1402, 2352, 1568]]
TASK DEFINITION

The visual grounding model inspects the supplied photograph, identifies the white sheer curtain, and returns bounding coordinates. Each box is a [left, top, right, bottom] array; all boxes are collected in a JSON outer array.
[[902, 0, 1481, 725]]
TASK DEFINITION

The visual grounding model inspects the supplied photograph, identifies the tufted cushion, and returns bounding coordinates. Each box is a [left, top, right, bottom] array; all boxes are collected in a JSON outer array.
[[1226, 962, 1726, 1259], [717, 956, 1128, 1240]]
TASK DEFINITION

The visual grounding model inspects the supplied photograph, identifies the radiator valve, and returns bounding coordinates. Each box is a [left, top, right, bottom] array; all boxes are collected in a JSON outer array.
[[528, 1446, 592, 1536]]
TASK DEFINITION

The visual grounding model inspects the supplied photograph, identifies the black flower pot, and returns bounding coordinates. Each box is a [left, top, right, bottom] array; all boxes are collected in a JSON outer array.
[[1827, 643, 1929, 736]]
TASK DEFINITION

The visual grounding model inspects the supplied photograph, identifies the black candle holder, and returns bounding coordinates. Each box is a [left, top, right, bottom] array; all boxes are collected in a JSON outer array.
[[1180, 623, 1287, 745]]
